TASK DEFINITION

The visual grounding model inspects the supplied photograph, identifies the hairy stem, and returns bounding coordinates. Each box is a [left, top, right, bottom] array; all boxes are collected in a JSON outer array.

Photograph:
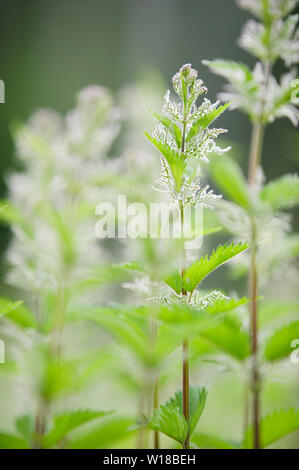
[[248, 125, 263, 449], [180, 96, 190, 448], [248, 122, 264, 186], [246, 60, 271, 450], [180, 203, 190, 449], [249, 217, 260, 449]]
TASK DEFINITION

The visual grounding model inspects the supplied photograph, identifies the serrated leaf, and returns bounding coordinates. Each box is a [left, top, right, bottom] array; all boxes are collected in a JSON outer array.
[[260, 174, 299, 211], [189, 387, 208, 437], [148, 109, 182, 149], [183, 242, 249, 293], [263, 321, 299, 362], [145, 133, 186, 192], [165, 271, 182, 294], [186, 102, 230, 142], [203, 60, 257, 86], [244, 409, 299, 449], [43, 410, 113, 448], [150, 387, 207, 445], [203, 59, 260, 120], [209, 155, 251, 209]]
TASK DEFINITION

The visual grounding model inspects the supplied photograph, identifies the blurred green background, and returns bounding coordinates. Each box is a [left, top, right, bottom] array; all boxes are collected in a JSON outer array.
[[0, 0, 299, 448], [1, 1, 298, 258]]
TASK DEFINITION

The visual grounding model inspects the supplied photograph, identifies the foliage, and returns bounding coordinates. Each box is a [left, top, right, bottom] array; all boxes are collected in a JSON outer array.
[[149, 387, 207, 446]]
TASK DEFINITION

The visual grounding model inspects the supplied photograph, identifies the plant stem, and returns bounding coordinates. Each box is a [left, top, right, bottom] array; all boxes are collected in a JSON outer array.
[[248, 122, 264, 186], [243, 381, 249, 441], [248, 128, 263, 449], [180, 97, 190, 449], [180, 203, 190, 449], [246, 60, 271, 450], [33, 399, 47, 449]]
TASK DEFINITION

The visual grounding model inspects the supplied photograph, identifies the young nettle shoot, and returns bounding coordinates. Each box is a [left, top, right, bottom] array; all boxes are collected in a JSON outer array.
[[146, 64, 248, 449]]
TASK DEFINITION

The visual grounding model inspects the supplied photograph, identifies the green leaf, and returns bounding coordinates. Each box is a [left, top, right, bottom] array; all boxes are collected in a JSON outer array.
[[148, 110, 182, 149], [0, 298, 36, 328], [198, 317, 250, 361], [203, 60, 257, 87], [189, 387, 208, 437], [150, 392, 187, 445], [244, 409, 299, 449], [15, 415, 34, 442], [183, 242, 249, 293], [186, 102, 230, 142], [150, 387, 207, 445], [73, 263, 137, 292], [192, 432, 239, 449], [204, 296, 248, 316], [68, 416, 134, 449], [43, 410, 112, 448], [209, 155, 251, 209], [259, 301, 299, 328], [0, 298, 23, 317], [145, 133, 186, 192], [263, 321, 299, 362], [0, 432, 29, 449], [0, 200, 27, 228], [260, 174, 299, 211], [165, 271, 182, 294], [86, 307, 148, 361], [203, 60, 260, 120]]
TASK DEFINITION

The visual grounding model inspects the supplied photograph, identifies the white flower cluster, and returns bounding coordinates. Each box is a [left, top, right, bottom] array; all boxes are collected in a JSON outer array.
[[237, 0, 299, 21], [154, 290, 229, 310], [151, 64, 229, 206]]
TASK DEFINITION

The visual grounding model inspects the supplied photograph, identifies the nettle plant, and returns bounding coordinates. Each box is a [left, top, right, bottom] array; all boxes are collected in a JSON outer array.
[[84, 65, 250, 450], [138, 64, 249, 449], [204, 0, 299, 449], [0, 87, 136, 449]]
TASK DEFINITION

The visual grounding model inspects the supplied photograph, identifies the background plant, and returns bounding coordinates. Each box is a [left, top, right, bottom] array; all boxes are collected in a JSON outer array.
[[205, 0, 299, 449], [0, 86, 137, 449]]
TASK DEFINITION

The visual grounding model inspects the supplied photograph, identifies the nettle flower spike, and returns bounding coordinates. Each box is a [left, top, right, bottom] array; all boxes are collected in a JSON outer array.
[[146, 64, 230, 205]]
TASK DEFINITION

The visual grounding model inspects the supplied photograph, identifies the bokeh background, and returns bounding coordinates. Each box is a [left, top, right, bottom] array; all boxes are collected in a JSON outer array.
[[0, 0, 298, 448]]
